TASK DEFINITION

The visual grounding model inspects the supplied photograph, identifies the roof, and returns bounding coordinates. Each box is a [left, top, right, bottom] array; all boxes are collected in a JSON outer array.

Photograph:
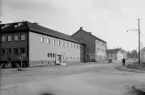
[[0, 21, 83, 44], [72, 27, 107, 43], [106, 48, 121, 54]]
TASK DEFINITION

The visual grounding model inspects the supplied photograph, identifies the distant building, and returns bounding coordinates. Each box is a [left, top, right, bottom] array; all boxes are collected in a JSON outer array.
[[106, 48, 127, 61], [0, 21, 85, 67], [141, 47, 145, 61], [72, 27, 107, 62]]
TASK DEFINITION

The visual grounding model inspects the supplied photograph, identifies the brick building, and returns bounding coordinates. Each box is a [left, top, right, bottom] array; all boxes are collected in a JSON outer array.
[[72, 27, 107, 62]]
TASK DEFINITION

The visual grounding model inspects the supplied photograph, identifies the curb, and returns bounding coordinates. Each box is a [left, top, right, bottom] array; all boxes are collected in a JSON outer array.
[[132, 84, 145, 95], [116, 65, 145, 73], [0, 83, 23, 90]]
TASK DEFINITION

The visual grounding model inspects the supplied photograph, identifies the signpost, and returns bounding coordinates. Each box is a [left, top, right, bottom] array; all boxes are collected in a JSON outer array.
[[18, 53, 26, 70]]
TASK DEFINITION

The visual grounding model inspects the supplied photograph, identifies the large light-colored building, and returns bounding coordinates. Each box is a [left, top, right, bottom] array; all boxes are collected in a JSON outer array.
[[72, 27, 107, 62], [0, 21, 85, 67]]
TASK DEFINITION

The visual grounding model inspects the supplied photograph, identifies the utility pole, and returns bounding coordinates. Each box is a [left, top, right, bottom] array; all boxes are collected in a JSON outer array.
[[137, 18, 141, 64], [127, 18, 141, 64]]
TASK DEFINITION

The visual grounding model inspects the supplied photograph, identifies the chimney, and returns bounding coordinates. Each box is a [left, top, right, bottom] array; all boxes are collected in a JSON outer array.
[[88, 32, 92, 34], [80, 27, 83, 30], [33, 22, 39, 25]]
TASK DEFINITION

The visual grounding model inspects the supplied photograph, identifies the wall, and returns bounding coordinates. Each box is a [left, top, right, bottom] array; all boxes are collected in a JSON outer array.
[[0, 31, 28, 61], [117, 51, 124, 60], [95, 40, 107, 61], [72, 30, 96, 61], [29, 32, 83, 66]]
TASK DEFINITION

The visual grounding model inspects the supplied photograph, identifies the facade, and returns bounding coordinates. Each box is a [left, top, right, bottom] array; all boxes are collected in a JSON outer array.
[[72, 27, 107, 62], [106, 48, 127, 61], [0, 21, 85, 67]]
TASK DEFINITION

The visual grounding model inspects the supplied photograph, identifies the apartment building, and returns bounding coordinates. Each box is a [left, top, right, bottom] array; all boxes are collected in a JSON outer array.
[[0, 21, 85, 67], [72, 27, 107, 62]]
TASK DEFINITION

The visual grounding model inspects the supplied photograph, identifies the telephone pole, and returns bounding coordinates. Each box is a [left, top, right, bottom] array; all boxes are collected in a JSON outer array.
[[127, 18, 141, 64], [137, 18, 141, 64]]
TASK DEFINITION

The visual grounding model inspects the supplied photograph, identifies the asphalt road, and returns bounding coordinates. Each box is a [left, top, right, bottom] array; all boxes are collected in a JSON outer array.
[[0, 62, 145, 95]]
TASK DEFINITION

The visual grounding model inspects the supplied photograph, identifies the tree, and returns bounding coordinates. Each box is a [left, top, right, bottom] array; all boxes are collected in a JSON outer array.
[[127, 50, 138, 58]]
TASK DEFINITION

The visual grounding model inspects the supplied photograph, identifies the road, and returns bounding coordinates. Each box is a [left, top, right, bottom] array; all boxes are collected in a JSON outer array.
[[0, 62, 145, 95]]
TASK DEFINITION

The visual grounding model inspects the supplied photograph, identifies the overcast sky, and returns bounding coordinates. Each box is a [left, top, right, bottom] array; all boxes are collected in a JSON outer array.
[[1, 0, 145, 51]]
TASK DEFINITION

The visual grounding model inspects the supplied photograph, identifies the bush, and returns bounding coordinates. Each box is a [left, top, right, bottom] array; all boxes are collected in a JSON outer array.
[[126, 61, 145, 70]]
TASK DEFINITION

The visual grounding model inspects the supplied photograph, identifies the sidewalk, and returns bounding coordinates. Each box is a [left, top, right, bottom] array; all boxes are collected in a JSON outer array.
[[0, 62, 100, 76], [116, 65, 145, 73]]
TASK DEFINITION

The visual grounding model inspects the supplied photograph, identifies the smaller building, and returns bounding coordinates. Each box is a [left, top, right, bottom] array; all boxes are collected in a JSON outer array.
[[72, 27, 107, 62], [141, 47, 145, 61], [106, 48, 127, 61]]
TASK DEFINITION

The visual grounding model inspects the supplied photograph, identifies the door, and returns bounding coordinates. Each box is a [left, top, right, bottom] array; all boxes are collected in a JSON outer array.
[[56, 55, 62, 63]]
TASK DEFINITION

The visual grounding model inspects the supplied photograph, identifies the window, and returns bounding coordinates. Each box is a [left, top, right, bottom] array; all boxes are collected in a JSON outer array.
[[1, 26, 5, 29], [2, 36, 5, 42], [14, 35, 18, 41], [63, 41, 65, 46], [47, 38, 50, 44], [52, 40, 55, 45], [40, 37, 44, 43], [58, 41, 60, 46], [53, 53, 55, 57], [18, 23, 23, 26], [47, 53, 50, 57], [14, 48, 19, 55], [20, 34, 25, 40], [20, 48, 25, 54], [70, 43, 72, 48], [8, 36, 12, 41], [2, 49, 6, 54], [77, 45, 79, 49], [73, 44, 75, 48], [14, 24, 18, 28], [8, 48, 12, 54], [50, 53, 52, 57]]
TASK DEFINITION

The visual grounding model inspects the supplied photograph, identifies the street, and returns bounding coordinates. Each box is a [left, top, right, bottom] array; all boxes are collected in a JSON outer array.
[[0, 62, 145, 95]]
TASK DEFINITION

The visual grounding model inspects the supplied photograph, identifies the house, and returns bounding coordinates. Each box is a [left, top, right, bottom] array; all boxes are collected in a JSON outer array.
[[0, 21, 85, 67], [141, 47, 145, 61], [106, 48, 127, 61], [71, 27, 107, 62]]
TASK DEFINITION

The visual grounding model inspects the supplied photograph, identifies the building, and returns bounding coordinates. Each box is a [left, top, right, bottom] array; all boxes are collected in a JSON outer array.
[[106, 48, 127, 61], [141, 47, 145, 61], [72, 27, 107, 62], [0, 21, 85, 67]]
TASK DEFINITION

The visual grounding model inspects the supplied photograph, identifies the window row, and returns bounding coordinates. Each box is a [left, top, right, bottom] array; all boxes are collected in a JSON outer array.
[[40, 37, 80, 49], [0, 48, 26, 55], [47, 53, 80, 60], [1, 34, 25, 42], [96, 40, 106, 46], [96, 48, 106, 52], [108, 54, 113, 57]]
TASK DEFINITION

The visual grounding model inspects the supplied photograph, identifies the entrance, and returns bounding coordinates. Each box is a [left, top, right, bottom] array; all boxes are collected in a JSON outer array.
[[56, 54, 62, 64]]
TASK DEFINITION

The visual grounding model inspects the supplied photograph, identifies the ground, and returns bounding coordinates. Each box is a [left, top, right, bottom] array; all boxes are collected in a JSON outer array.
[[0, 62, 144, 95]]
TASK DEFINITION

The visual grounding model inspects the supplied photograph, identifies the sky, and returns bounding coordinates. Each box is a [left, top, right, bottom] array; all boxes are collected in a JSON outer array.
[[0, 0, 145, 51]]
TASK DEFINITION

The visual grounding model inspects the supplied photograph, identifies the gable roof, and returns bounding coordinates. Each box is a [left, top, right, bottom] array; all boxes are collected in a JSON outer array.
[[72, 27, 107, 43], [0, 21, 82, 44], [106, 48, 121, 54]]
